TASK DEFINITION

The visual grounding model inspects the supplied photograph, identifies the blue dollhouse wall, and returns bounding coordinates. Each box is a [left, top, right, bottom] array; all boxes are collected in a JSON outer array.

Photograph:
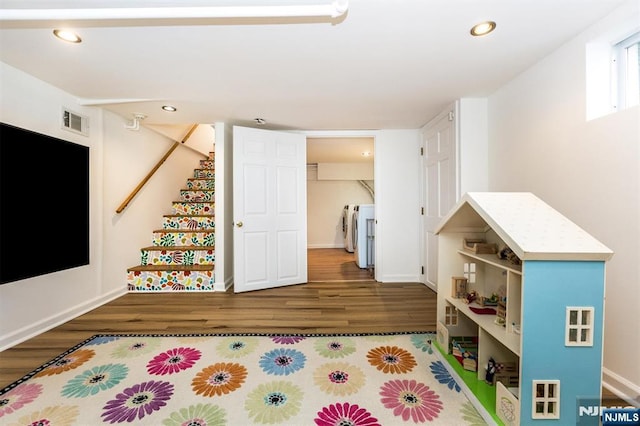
[[521, 260, 605, 424]]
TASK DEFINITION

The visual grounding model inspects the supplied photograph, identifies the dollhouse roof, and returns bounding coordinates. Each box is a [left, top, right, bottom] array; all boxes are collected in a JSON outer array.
[[435, 192, 613, 261]]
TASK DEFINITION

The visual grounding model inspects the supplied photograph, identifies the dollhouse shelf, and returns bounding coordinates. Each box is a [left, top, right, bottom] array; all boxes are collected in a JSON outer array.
[[445, 296, 520, 356], [435, 192, 612, 425]]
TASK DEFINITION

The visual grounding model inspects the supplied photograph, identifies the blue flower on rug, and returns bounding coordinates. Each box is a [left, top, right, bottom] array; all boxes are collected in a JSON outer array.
[[259, 348, 306, 376], [61, 364, 129, 398], [84, 336, 121, 346], [411, 333, 436, 354], [430, 361, 461, 392]]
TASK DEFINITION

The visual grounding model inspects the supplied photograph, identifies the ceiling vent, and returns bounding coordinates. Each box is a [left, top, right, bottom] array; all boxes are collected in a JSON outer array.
[[62, 107, 89, 136]]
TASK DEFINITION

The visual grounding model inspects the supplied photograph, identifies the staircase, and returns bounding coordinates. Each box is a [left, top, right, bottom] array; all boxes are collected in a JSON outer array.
[[127, 153, 216, 292]]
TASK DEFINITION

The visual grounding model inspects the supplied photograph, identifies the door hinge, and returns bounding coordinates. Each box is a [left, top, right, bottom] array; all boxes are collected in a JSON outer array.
[[448, 111, 454, 121], [421, 266, 425, 274], [420, 147, 424, 156], [421, 207, 424, 215]]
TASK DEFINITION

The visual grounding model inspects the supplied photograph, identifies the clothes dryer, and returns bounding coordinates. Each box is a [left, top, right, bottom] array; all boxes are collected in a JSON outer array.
[[352, 204, 375, 268], [342, 204, 356, 252]]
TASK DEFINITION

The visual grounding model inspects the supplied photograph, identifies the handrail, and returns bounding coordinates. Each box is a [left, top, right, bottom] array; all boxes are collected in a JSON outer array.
[[116, 124, 199, 214]]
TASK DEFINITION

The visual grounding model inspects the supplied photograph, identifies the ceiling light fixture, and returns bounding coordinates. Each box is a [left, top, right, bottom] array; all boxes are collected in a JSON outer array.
[[53, 29, 81, 43], [361, 151, 372, 157], [470, 21, 496, 37], [3, 1, 348, 21], [162, 105, 177, 112]]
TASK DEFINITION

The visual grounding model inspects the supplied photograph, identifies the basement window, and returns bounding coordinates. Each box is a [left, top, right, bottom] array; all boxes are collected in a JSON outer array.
[[613, 32, 640, 110]]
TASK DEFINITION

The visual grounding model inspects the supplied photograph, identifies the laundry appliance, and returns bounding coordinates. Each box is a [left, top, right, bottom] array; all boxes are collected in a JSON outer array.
[[351, 204, 375, 268], [342, 204, 356, 252]]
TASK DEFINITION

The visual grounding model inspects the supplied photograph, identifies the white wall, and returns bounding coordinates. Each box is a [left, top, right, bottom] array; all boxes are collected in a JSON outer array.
[[307, 167, 373, 248], [487, 0, 640, 401], [375, 129, 422, 282], [0, 62, 206, 350]]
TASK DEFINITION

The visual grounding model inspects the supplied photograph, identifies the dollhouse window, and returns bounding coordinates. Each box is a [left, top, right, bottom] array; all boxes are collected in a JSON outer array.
[[532, 380, 560, 419], [463, 262, 476, 283], [565, 307, 594, 346], [445, 304, 458, 326]]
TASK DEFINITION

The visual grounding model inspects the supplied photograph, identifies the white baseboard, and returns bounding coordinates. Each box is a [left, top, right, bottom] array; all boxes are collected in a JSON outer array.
[[307, 244, 344, 249], [377, 274, 421, 283], [602, 367, 640, 406], [214, 277, 233, 292], [0, 287, 127, 352]]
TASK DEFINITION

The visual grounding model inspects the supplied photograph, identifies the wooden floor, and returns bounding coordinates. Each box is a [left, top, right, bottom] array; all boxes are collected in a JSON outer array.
[[0, 248, 628, 406], [307, 247, 373, 282]]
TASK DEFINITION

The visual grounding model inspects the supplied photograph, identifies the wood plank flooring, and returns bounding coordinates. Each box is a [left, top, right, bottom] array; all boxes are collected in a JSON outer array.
[[0, 248, 629, 407]]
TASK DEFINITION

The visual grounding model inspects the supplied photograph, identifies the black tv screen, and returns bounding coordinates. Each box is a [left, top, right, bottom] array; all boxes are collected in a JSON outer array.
[[0, 122, 89, 284]]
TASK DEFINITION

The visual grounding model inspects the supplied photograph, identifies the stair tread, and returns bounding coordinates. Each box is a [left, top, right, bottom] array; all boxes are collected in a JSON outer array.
[[163, 214, 215, 217], [141, 245, 215, 250], [181, 188, 215, 190], [128, 265, 214, 272], [173, 201, 214, 203], [153, 229, 214, 233]]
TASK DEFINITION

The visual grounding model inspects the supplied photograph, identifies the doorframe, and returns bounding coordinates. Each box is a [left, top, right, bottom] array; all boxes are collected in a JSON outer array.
[[302, 130, 379, 281]]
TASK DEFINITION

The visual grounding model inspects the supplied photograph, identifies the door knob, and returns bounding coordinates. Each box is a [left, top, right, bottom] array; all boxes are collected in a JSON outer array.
[[236, 221, 243, 228]]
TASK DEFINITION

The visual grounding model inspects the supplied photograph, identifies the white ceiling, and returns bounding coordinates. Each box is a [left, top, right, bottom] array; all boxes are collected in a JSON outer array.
[[0, 0, 628, 132]]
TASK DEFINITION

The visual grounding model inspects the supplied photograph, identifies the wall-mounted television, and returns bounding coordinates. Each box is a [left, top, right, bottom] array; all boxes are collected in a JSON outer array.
[[0, 122, 89, 284]]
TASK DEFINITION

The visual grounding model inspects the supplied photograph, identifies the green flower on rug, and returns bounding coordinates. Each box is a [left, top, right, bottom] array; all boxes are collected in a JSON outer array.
[[162, 403, 227, 426], [0, 383, 42, 417], [35, 349, 95, 378], [61, 364, 129, 398], [411, 333, 436, 354], [367, 346, 417, 374], [216, 336, 259, 358], [146, 347, 202, 375], [11, 404, 79, 426], [314, 402, 380, 426], [191, 362, 248, 397], [244, 380, 303, 424], [314, 337, 356, 358], [460, 401, 488, 425], [111, 338, 161, 359], [379, 379, 443, 422], [259, 348, 306, 376], [101, 380, 174, 423], [313, 362, 366, 396]]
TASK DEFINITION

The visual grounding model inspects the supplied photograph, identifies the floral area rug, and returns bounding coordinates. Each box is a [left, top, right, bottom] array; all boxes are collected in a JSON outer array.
[[0, 333, 489, 425]]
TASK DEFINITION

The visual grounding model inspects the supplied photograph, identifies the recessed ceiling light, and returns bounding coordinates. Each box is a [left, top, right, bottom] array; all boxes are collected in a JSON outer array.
[[361, 151, 372, 157], [470, 21, 496, 37], [53, 29, 82, 43], [161, 105, 177, 112]]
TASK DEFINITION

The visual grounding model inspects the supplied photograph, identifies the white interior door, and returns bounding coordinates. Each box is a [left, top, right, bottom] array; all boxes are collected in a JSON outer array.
[[233, 126, 307, 293], [422, 109, 456, 290]]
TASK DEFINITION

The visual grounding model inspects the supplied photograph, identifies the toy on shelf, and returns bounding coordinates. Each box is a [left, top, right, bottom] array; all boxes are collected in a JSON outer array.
[[463, 238, 498, 254], [463, 290, 477, 304], [450, 336, 479, 372], [479, 293, 500, 306], [451, 276, 468, 299], [485, 357, 497, 384], [496, 301, 507, 326], [497, 246, 521, 265]]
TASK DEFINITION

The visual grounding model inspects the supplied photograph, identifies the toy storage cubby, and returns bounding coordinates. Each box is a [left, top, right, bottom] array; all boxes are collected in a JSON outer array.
[[435, 192, 612, 426]]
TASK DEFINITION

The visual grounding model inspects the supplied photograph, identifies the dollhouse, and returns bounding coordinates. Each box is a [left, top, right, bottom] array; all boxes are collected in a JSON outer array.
[[435, 192, 613, 425]]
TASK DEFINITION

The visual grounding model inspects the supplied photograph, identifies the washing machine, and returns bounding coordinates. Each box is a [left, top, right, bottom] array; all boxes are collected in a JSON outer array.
[[352, 204, 375, 268], [342, 204, 356, 252]]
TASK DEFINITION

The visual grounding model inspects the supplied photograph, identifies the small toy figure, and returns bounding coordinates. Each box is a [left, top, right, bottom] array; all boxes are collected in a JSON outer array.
[[463, 290, 477, 304], [485, 357, 496, 384]]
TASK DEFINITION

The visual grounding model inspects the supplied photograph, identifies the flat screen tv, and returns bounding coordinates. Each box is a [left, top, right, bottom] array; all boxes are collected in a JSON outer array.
[[0, 122, 89, 284]]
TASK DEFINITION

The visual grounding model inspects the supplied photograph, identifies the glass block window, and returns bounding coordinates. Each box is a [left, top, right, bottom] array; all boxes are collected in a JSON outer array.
[[445, 304, 458, 326], [565, 307, 594, 347], [532, 380, 560, 419]]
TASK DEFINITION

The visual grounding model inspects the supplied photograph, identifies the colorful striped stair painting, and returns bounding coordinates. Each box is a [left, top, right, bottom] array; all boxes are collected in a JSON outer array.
[[127, 153, 216, 292]]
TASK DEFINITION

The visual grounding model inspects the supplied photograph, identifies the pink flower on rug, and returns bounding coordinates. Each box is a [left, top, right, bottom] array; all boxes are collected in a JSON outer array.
[[315, 402, 380, 426], [0, 383, 42, 417], [271, 335, 306, 345], [379, 379, 443, 422], [146, 347, 201, 375]]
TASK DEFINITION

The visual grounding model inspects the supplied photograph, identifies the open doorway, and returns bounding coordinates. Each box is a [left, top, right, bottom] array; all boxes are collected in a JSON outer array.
[[306, 137, 375, 282]]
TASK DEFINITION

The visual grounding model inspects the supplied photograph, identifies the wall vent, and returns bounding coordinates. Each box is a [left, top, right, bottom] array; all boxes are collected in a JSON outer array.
[[62, 108, 89, 136]]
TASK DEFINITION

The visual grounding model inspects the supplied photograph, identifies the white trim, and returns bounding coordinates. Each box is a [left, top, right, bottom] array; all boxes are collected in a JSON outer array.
[[377, 273, 421, 283], [307, 243, 344, 249], [602, 367, 640, 407], [0, 287, 126, 352], [214, 277, 234, 292]]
